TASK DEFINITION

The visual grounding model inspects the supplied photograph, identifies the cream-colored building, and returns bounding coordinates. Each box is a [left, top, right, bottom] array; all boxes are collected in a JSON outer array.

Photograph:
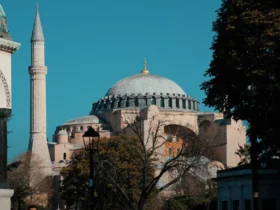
[[49, 62, 246, 168], [0, 4, 20, 210]]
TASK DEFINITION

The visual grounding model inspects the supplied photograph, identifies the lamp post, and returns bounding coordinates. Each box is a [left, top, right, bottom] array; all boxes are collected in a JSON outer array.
[[83, 126, 100, 210]]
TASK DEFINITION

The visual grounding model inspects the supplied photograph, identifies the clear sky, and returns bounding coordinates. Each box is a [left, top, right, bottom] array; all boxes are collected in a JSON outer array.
[[2, 0, 222, 162]]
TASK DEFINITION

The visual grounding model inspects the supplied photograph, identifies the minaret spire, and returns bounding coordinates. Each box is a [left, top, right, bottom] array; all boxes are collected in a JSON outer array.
[[31, 3, 44, 41], [141, 57, 149, 74], [28, 4, 52, 176]]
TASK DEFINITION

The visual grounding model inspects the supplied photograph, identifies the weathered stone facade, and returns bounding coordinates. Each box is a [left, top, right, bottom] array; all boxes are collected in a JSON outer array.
[[50, 68, 246, 168]]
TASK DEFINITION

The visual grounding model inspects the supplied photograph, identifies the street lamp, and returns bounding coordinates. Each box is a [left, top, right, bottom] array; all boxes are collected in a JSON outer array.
[[83, 126, 100, 210]]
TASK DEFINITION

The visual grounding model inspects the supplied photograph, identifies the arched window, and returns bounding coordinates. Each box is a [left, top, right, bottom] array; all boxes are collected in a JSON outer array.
[[80, 126, 83, 131], [63, 153, 66, 160], [151, 96, 156, 105], [106, 100, 110, 109], [193, 101, 196, 111], [160, 97, 165, 107], [135, 98, 139, 107], [176, 98, 179, 108], [145, 97, 148, 106], [188, 100, 191, 109], [118, 98, 122, 107], [100, 101, 105, 109], [168, 98, 172, 108], [126, 98, 130, 107], [98, 102, 102, 109], [111, 99, 115, 109], [182, 99, 186, 109], [169, 148, 173, 156]]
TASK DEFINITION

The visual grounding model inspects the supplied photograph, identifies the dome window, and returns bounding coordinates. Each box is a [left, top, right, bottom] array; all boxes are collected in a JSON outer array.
[[135, 98, 139, 107], [168, 98, 172, 108], [151, 96, 156, 105], [182, 99, 186, 109], [106, 100, 110, 109], [176, 98, 179, 108], [145, 97, 148, 106], [111, 99, 115, 109], [118, 98, 122, 108], [126, 98, 130, 107], [188, 100, 191, 110], [160, 97, 165, 107]]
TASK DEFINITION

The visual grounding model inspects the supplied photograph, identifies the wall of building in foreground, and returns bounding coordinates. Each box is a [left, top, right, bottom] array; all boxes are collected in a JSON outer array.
[[216, 169, 280, 210]]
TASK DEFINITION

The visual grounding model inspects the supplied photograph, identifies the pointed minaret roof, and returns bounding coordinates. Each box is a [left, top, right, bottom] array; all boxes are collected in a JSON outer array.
[[31, 4, 44, 41]]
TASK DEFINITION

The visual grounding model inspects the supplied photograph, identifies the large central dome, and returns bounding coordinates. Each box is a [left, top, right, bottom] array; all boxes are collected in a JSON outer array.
[[106, 73, 186, 97], [90, 60, 199, 114]]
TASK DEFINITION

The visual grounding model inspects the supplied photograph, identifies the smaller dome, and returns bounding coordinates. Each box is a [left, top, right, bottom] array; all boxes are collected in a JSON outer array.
[[63, 115, 101, 126], [57, 130, 67, 135]]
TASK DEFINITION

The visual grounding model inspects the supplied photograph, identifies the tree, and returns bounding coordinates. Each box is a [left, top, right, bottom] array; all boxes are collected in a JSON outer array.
[[235, 143, 251, 166], [61, 108, 214, 210], [200, 0, 280, 158], [8, 160, 31, 210], [201, 1, 280, 209], [8, 152, 53, 209], [60, 136, 154, 210], [103, 108, 210, 210]]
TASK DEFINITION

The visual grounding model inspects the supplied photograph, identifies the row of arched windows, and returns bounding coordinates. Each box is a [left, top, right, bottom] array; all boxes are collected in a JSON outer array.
[[96, 97, 198, 110]]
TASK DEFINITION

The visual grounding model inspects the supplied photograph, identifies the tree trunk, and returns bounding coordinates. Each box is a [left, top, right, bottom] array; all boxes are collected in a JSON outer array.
[[250, 132, 259, 210], [138, 198, 146, 210]]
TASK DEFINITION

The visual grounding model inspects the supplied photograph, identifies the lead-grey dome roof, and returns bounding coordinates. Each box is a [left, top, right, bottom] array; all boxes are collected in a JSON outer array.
[[63, 115, 101, 126], [106, 73, 186, 96], [91, 69, 200, 114]]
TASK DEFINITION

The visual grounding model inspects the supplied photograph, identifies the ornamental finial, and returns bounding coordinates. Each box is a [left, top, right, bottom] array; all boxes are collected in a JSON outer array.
[[141, 57, 149, 74]]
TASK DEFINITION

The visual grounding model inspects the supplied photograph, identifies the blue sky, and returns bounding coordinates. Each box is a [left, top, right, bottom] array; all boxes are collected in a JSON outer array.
[[2, 0, 221, 162]]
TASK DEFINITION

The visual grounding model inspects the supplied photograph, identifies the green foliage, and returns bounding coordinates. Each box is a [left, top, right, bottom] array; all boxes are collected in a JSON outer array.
[[235, 143, 251, 165], [60, 136, 154, 210], [8, 160, 31, 209], [166, 197, 211, 210], [201, 0, 280, 158], [59, 153, 88, 208]]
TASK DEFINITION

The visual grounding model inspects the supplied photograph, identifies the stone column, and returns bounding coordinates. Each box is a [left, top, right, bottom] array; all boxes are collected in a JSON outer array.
[[0, 109, 11, 188], [0, 109, 14, 210]]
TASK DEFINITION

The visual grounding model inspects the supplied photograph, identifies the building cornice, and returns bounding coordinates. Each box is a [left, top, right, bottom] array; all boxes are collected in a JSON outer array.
[[0, 38, 20, 53]]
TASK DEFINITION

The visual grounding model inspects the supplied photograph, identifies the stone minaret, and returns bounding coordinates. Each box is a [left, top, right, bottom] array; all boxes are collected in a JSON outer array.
[[28, 5, 52, 175]]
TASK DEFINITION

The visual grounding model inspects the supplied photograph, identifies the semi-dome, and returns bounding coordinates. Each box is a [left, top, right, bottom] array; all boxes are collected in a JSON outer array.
[[57, 129, 68, 135], [91, 59, 200, 114], [106, 73, 186, 97], [63, 115, 101, 126]]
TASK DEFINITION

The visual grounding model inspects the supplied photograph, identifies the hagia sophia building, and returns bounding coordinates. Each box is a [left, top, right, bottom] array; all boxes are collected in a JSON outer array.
[[0, 3, 246, 209], [49, 58, 246, 169], [0, 1, 246, 179]]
